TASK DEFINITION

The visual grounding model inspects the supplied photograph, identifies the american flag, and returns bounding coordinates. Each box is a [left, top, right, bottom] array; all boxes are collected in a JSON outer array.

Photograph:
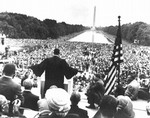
[[104, 16, 123, 95]]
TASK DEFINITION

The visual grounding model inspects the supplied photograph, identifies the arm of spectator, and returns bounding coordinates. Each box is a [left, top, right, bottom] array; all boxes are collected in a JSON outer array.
[[12, 99, 21, 107], [12, 97, 24, 117], [15, 85, 24, 106]]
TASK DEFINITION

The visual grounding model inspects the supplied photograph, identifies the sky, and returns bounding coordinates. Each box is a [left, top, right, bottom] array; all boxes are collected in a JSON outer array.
[[0, 0, 150, 27]]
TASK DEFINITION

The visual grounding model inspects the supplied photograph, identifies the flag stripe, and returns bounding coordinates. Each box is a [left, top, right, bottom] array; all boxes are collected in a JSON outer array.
[[104, 64, 115, 86], [104, 16, 123, 95], [105, 64, 117, 91], [105, 75, 117, 95]]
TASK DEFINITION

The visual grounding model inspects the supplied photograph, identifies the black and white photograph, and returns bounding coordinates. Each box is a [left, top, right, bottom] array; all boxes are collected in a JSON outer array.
[[0, 0, 150, 118]]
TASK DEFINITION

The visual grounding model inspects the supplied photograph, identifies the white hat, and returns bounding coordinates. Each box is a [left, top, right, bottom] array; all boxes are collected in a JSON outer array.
[[45, 88, 71, 113]]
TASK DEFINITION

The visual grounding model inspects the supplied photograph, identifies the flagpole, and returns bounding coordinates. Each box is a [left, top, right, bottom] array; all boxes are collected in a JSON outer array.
[[104, 16, 123, 95], [117, 16, 121, 85]]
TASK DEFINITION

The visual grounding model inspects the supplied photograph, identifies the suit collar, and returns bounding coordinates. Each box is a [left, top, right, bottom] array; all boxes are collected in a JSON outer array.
[[24, 89, 31, 92], [54, 55, 59, 57], [2, 75, 13, 80], [3, 75, 13, 79]]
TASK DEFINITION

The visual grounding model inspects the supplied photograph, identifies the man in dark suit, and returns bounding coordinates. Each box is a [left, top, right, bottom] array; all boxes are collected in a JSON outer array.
[[69, 92, 89, 118], [29, 48, 79, 97], [22, 79, 39, 111], [0, 63, 24, 116]]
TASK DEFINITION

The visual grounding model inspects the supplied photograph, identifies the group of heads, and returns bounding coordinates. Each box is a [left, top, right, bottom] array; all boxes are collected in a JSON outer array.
[[1, 59, 135, 118], [39, 86, 135, 118], [98, 95, 135, 118], [39, 86, 81, 117]]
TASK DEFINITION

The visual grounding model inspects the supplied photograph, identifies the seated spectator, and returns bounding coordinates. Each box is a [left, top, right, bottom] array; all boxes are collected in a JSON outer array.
[[68, 91, 89, 118], [0, 94, 10, 116], [112, 83, 125, 97], [0, 63, 24, 117], [36, 87, 80, 118], [0, 94, 25, 117], [86, 75, 105, 109], [37, 85, 57, 112], [37, 98, 49, 113], [124, 75, 140, 100], [93, 95, 118, 118], [114, 95, 135, 118], [21, 79, 39, 111], [138, 78, 150, 100]]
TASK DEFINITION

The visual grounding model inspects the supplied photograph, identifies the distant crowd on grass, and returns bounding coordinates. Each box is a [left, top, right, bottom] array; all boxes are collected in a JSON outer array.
[[1, 38, 150, 96], [0, 39, 150, 88], [1, 38, 150, 117]]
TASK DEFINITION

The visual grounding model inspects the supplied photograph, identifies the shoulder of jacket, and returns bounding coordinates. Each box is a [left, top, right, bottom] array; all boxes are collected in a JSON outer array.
[[13, 81, 22, 88]]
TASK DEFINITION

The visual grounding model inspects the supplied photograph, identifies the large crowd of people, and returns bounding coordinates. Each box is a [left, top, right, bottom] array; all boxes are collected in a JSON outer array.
[[0, 37, 150, 117]]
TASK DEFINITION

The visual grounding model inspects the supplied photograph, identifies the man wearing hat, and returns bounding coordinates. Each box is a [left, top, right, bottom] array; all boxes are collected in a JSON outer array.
[[29, 48, 79, 98], [36, 88, 80, 118], [0, 63, 24, 116]]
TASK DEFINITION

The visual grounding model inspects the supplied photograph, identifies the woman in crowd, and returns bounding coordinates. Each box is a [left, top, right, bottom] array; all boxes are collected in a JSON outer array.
[[35, 87, 80, 118], [85, 74, 105, 109], [115, 95, 135, 118], [93, 95, 118, 118]]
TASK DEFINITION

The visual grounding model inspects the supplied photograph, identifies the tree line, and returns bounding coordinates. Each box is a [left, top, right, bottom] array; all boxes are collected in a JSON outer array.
[[0, 12, 88, 39], [101, 22, 150, 46]]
